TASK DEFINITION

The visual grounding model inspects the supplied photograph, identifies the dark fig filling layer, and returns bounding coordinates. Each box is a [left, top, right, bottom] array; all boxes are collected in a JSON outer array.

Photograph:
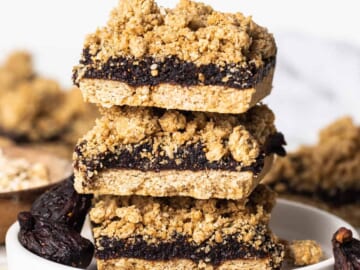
[[95, 231, 282, 267], [74, 133, 285, 182], [74, 49, 275, 89], [75, 142, 263, 178]]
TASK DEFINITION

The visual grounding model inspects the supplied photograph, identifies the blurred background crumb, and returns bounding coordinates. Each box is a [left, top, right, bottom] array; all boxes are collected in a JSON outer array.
[[0, 52, 98, 159]]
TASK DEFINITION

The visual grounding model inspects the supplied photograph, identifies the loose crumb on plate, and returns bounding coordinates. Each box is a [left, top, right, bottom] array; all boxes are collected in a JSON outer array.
[[287, 240, 323, 266]]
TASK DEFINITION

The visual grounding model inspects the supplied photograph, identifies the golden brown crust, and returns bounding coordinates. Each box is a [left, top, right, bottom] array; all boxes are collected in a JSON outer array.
[[90, 185, 284, 269], [74, 155, 273, 199], [97, 258, 273, 270], [81, 0, 276, 67], [90, 185, 276, 244], [76, 104, 276, 166], [77, 67, 274, 113]]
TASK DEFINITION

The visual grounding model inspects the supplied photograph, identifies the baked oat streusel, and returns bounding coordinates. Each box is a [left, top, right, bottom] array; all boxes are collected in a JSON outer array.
[[263, 117, 360, 226]]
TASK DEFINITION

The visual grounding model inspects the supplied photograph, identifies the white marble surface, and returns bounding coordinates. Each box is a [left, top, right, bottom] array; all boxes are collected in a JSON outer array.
[[266, 32, 360, 150]]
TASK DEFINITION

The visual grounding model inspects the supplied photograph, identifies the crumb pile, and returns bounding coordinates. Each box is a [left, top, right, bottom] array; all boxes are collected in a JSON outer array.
[[263, 117, 360, 227], [0, 51, 98, 158]]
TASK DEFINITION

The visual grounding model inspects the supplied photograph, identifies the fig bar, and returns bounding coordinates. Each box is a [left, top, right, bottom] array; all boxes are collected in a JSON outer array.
[[74, 105, 285, 199], [73, 0, 276, 114], [90, 185, 284, 270]]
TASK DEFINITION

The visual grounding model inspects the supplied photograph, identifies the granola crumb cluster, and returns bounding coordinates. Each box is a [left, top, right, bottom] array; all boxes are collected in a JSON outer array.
[[0, 149, 50, 192], [287, 240, 323, 266], [264, 117, 360, 193], [83, 0, 276, 67], [77, 104, 276, 166], [90, 185, 276, 245], [0, 51, 98, 144]]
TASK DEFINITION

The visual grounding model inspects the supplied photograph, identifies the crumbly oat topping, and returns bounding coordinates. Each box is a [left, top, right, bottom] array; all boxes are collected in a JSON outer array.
[[0, 51, 98, 143], [263, 117, 360, 193], [90, 185, 276, 246], [76, 104, 276, 167], [82, 0, 276, 67], [0, 149, 50, 192], [287, 240, 322, 266]]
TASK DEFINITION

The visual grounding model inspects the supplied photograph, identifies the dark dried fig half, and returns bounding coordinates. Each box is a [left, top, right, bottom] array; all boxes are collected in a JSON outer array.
[[31, 175, 92, 232], [18, 212, 94, 268], [332, 227, 360, 270]]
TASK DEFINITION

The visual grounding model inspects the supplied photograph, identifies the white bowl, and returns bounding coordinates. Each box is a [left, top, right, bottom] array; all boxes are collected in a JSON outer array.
[[270, 199, 359, 270], [5, 199, 359, 270]]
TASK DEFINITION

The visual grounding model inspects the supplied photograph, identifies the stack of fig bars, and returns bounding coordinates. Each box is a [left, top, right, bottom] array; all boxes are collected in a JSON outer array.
[[73, 0, 286, 269]]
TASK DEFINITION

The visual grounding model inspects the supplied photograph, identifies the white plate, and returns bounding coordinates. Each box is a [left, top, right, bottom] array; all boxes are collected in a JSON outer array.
[[5, 199, 359, 270]]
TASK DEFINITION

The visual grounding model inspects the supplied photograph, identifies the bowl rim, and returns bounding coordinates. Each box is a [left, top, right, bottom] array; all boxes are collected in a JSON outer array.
[[5, 198, 360, 270], [274, 199, 359, 270]]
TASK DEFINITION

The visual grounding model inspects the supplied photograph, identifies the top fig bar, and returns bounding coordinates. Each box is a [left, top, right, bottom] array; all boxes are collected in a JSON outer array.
[[73, 0, 276, 114]]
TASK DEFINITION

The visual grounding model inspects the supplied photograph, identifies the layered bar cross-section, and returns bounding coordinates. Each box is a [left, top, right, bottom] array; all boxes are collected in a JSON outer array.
[[73, 0, 277, 114], [90, 185, 284, 270], [73, 104, 285, 199]]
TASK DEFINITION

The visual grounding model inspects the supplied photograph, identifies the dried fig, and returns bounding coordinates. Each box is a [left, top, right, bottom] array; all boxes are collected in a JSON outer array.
[[31, 175, 92, 232], [18, 212, 94, 268], [332, 227, 360, 270]]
